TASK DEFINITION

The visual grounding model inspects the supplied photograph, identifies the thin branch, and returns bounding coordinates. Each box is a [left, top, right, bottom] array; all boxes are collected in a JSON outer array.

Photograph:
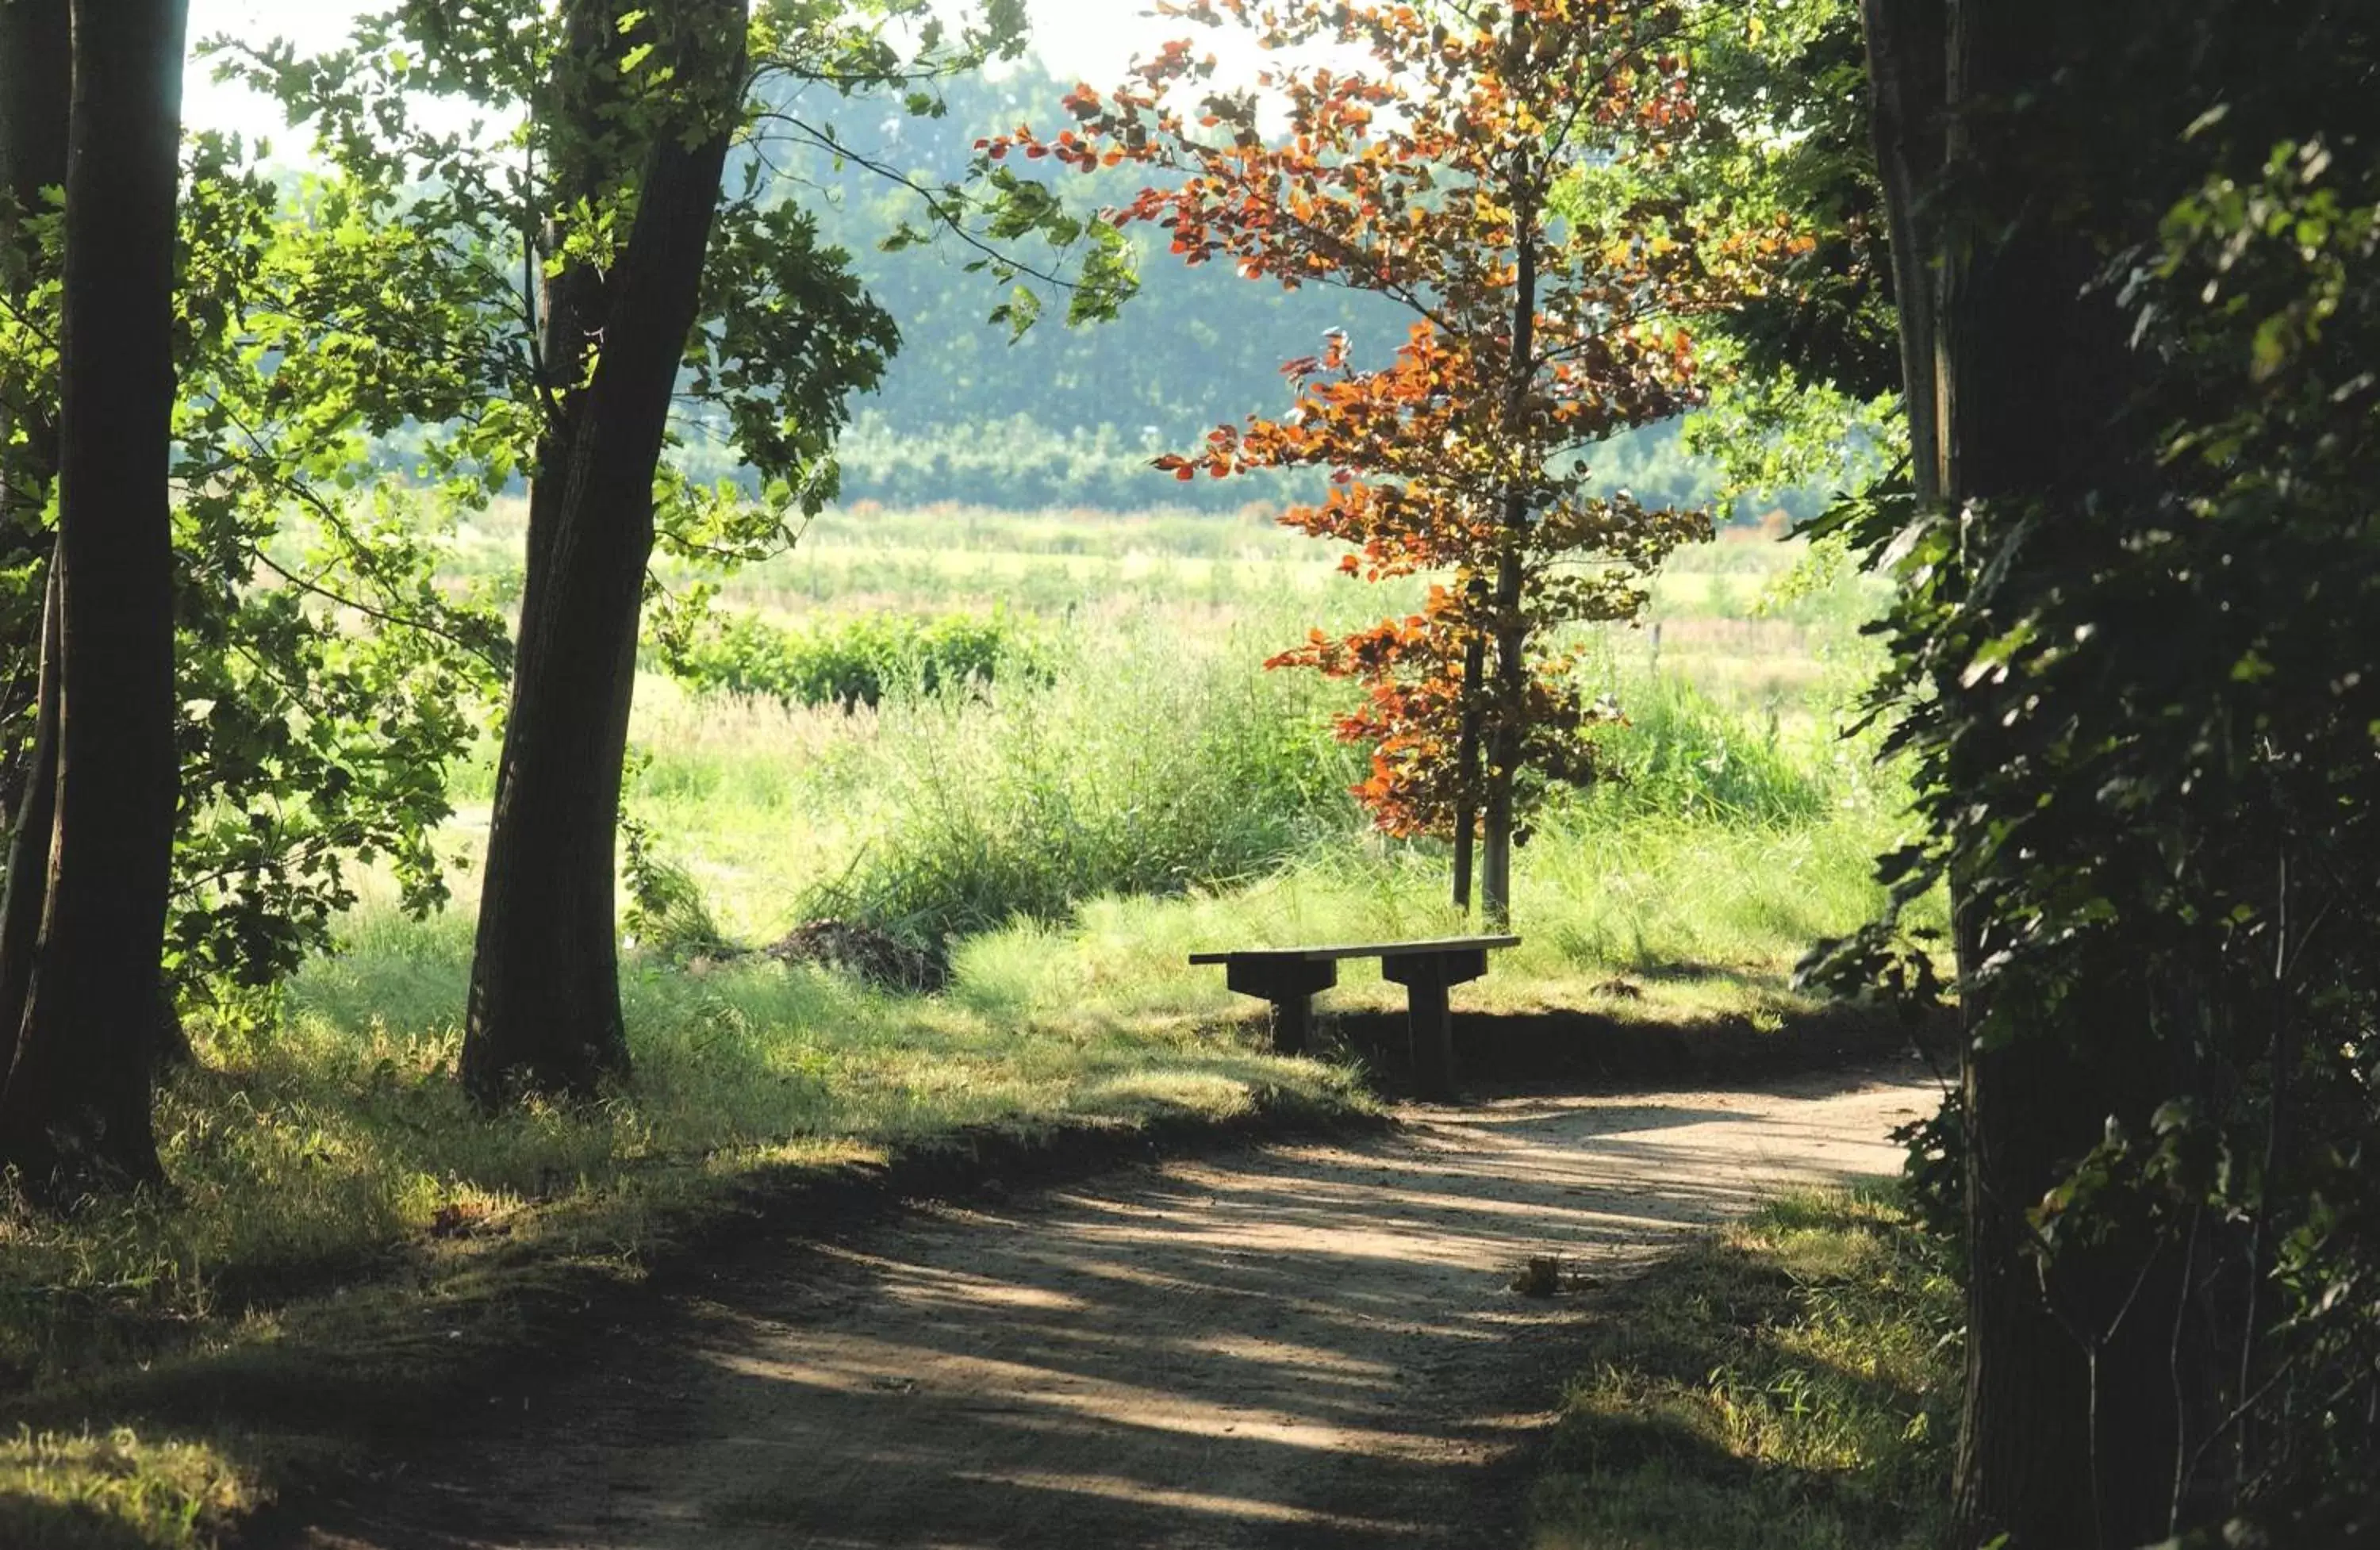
[[244, 542, 507, 673], [750, 111, 1088, 295]]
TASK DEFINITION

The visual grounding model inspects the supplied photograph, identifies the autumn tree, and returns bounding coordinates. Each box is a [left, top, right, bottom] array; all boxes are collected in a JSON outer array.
[[986, 0, 1768, 921], [0, 0, 190, 1196]]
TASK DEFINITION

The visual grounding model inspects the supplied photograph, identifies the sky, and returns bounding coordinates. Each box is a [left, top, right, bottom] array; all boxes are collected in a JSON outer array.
[[181, 1, 1230, 140]]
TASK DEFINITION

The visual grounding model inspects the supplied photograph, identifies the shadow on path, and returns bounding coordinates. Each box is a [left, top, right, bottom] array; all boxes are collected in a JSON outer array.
[[295, 1066, 1936, 1550]]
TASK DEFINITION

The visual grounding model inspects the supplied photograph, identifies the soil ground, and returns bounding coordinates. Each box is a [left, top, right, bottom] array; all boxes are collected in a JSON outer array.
[[286, 1065, 1936, 1550]]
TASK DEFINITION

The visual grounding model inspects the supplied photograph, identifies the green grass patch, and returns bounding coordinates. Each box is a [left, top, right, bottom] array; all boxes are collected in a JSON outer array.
[[0, 1429, 251, 1550], [662, 608, 1040, 712], [1532, 1186, 1960, 1550]]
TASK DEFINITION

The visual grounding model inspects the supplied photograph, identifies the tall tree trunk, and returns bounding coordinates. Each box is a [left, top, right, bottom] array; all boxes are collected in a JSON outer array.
[[0, 0, 188, 1199], [461, 0, 745, 1104], [517, 0, 626, 630], [0, 0, 71, 1080], [0, 566, 60, 1076], [486, 0, 624, 843], [1864, 0, 2190, 1540], [1479, 164, 1539, 930]]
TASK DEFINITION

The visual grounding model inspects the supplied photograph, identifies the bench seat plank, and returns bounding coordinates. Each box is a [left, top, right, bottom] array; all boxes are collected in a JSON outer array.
[[1188, 934, 1518, 966]]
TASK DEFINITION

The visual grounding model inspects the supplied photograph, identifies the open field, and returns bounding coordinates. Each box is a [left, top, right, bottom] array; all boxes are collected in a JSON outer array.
[[0, 499, 1926, 1547]]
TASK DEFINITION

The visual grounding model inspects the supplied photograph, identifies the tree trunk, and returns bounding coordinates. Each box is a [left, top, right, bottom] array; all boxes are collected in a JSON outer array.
[[461, 0, 745, 1104], [1450, 597, 1484, 912], [1857, 0, 1945, 503], [1883, 1, 2187, 1541], [0, 0, 70, 1080], [1480, 159, 1539, 930], [0, 0, 187, 1199], [0, 566, 60, 1077], [486, 0, 624, 836], [1479, 543, 1522, 927]]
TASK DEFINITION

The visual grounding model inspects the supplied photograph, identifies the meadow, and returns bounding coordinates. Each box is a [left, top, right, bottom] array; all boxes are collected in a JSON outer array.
[[0, 496, 1929, 1548]]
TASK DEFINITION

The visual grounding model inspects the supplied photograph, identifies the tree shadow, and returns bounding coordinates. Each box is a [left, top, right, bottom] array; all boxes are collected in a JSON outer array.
[[263, 1075, 1925, 1549]]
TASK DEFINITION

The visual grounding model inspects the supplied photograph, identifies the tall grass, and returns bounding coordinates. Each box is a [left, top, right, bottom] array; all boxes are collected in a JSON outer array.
[[812, 610, 1368, 941], [614, 581, 1895, 953], [1588, 675, 1834, 825]]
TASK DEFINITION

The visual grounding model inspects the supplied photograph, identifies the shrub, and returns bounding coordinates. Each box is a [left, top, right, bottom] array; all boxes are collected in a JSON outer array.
[[666, 608, 1036, 711], [621, 819, 731, 963]]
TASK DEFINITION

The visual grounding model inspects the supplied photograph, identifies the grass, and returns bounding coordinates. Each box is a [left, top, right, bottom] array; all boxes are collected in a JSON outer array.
[[0, 925, 1370, 1547], [1531, 1186, 1960, 1550], [0, 1433, 251, 1550], [0, 500, 1927, 1546]]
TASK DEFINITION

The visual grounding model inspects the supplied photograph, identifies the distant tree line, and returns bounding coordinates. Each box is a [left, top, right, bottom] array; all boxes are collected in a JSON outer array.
[[363, 59, 1779, 516]]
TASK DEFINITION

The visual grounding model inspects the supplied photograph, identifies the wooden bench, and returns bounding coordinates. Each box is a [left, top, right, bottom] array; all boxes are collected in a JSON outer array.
[[1188, 935, 1520, 1101]]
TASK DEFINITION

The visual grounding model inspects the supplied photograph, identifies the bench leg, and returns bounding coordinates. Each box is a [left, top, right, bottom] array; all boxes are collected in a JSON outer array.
[[1223, 957, 1337, 1057], [1404, 974, 1454, 1100], [1269, 993, 1315, 1057], [1381, 950, 1483, 1102]]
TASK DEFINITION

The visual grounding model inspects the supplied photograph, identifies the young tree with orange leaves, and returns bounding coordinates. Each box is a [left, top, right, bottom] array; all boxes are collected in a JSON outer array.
[[984, 0, 1774, 923]]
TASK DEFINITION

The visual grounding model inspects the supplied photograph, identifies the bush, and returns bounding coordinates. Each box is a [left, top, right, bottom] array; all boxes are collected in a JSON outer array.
[[666, 608, 1036, 711]]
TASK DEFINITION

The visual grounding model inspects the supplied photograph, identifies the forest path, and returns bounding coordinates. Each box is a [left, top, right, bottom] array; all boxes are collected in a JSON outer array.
[[294, 1065, 1933, 1550]]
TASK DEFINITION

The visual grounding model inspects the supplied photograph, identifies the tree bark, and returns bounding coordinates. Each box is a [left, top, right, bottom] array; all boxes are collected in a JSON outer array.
[[519, 0, 627, 599], [0, 0, 187, 1198], [461, 0, 746, 1104], [1449, 609, 1483, 912], [1857, 0, 1946, 504], [0, 565, 60, 1077]]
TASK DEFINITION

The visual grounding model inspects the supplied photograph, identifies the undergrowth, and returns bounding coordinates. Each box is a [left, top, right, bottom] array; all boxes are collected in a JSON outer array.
[[661, 607, 1038, 712], [620, 593, 1887, 951], [0, 1430, 251, 1550], [793, 608, 1370, 942]]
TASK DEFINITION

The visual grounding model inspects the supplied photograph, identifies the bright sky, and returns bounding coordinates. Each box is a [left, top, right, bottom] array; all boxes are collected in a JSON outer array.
[[182, 1, 1227, 140]]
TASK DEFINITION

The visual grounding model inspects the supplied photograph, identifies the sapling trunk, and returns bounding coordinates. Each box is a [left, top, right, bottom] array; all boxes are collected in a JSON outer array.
[[1480, 136, 1539, 930]]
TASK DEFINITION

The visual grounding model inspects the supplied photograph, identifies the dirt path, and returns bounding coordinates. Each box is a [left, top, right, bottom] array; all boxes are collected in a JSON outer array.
[[298, 1066, 1935, 1550]]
